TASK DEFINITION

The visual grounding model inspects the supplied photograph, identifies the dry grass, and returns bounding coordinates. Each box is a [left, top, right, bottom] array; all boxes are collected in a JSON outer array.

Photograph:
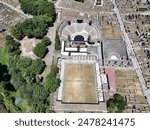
[[101, 25, 122, 39], [62, 63, 97, 103], [0, 34, 5, 44]]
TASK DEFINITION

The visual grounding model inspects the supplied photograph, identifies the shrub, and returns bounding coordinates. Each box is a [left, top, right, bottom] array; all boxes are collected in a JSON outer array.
[[33, 43, 48, 59]]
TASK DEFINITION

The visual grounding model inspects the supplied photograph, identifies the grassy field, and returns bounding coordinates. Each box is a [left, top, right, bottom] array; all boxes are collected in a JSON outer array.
[[0, 47, 11, 65]]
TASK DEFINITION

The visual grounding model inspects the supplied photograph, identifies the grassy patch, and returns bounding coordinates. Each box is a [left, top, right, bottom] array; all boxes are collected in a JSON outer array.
[[18, 100, 30, 112], [0, 48, 11, 65]]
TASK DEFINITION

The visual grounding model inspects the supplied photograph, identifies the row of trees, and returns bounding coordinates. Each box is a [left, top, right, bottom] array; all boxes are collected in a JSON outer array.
[[0, 34, 60, 112], [44, 67, 60, 93], [8, 56, 49, 112], [0, 0, 60, 112], [11, 16, 52, 40], [11, 0, 56, 40], [20, 0, 56, 18]]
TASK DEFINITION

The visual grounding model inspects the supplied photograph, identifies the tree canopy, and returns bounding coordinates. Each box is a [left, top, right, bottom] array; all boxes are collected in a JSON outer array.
[[33, 43, 48, 59], [44, 67, 60, 93], [55, 32, 61, 50], [11, 16, 52, 40], [107, 93, 127, 113], [0, 0, 58, 113], [5, 35, 21, 55], [20, 0, 56, 18], [41, 37, 51, 46]]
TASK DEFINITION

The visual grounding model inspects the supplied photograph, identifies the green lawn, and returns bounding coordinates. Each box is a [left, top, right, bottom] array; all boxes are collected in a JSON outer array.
[[0, 47, 11, 65]]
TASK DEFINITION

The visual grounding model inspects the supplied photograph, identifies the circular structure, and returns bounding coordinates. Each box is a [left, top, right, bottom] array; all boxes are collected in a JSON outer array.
[[108, 52, 121, 60], [59, 20, 100, 42], [103, 39, 127, 61], [110, 55, 119, 60], [74, 35, 84, 42]]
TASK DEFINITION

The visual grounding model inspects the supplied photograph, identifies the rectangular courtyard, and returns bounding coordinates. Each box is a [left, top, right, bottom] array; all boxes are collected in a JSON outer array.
[[62, 63, 98, 104]]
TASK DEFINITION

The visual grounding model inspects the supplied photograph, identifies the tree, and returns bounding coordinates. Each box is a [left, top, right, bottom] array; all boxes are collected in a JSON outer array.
[[11, 24, 24, 40], [55, 32, 61, 50], [44, 67, 60, 93], [10, 68, 25, 90], [107, 93, 127, 113], [20, 0, 56, 19], [41, 37, 51, 46], [5, 35, 14, 42], [5, 35, 21, 55], [30, 59, 46, 75], [11, 16, 52, 40], [33, 43, 48, 59], [17, 57, 32, 70], [0, 63, 10, 83], [2, 94, 19, 112]]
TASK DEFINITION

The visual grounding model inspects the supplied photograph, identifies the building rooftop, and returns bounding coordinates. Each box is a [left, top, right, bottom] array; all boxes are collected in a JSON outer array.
[[105, 67, 116, 91]]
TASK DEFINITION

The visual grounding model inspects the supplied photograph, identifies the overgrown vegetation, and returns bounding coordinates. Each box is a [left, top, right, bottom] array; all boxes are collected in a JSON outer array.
[[19, 0, 56, 19], [33, 37, 51, 59], [11, 0, 56, 40], [0, 36, 59, 112], [0, 0, 58, 113], [33, 43, 48, 59], [5, 35, 21, 56], [107, 93, 127, 113], [44, 67, 60, 93], [11, 16, 52, 40], [42, 37, 51, 46], [0, 48, 11, 65]]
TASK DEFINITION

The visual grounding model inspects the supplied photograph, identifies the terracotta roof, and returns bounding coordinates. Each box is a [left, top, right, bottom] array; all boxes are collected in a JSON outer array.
[[105, 67, 116, 91]]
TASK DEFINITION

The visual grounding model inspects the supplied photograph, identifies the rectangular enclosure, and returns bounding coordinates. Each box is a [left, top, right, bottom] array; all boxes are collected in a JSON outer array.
[[62, 63, 98, 104]]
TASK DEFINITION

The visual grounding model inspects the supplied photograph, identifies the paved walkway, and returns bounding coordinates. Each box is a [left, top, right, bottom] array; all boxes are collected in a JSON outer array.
[[43, 12, 61, 66], [44, 26, 56, 66]]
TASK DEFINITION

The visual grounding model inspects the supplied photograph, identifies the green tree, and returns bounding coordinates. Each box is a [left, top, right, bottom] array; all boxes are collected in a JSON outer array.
[[55, 32, 61, 50], [10, 69, 25, 90], [11, 16, 52, 40], [0, 63, 10, 83], [20, 0, 56, 19], [107, 93, 127, 113], [5, 35, 21, 55], [41, 37, 51, 46], [17, 57, 32, 70], [44, 67, 60, 93], [30, 59, 46, 75], [11, 24, 24, 40], [33, 43, 48, 59]]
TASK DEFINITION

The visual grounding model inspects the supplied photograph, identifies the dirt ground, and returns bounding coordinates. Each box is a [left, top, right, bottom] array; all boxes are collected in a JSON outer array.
[[115, 69, 143, 96], [101, 25, 122, 39], [0, 34, 5, 45], [62, 63, 98, 104]]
